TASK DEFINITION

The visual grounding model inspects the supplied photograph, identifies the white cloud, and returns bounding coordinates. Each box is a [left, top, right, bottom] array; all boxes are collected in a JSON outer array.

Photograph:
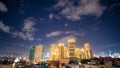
[[12, 17, 37, 41], [23, 17, 36, 32], [46, 30, 87, 39], [0, 17, 38, 41], [46, 31, 63, 38], [53, 0, 106, 21], [0, 1, 7, 12], [0, 21, 10, 33], [54, 0, 68, 8]]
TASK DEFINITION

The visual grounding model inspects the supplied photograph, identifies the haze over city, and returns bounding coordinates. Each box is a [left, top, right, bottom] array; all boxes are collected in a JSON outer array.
[[0, 0, 120, 57]]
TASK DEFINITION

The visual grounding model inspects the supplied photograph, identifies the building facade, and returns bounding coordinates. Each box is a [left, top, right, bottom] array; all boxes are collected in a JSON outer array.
[[84, 43, 93, 59], [49, 44, 59, 61], [49, 38, 93, 61], [29, 46, 35, 62], [29, 45, 45, 63], [49, 43, 69, 61], [68, 39, 76, 58]]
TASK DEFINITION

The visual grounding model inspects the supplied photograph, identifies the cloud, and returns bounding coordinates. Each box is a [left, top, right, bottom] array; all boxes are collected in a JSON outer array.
[[19, 0, 25, 14], [0, 1, 7, 12], [0, 21, 10, 33], [46, 30, 87, 38], [23, 17, 36, 32], [53, 0, 106, 21], [12, 17, 37, 41], [53, 30, 87, 46], [46, 31, 63, 38], [64, 23, 68, 27], [49, 13, 54, 20], [65, 30, 86, 37], [0, 17, 38, 41], [49, 13, 60, 20], [55, 35, 76, 45], [37, 38, 42, 41], [108, 3, 120, 14]]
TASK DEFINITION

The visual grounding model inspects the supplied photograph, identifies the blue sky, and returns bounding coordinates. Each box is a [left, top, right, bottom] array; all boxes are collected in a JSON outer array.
[[0, 0, 120, 56]]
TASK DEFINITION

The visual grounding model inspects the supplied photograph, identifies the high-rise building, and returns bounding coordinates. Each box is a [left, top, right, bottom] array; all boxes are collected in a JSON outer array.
[[58, 43, 65, 59], [49, 39, 93, 61], [80, 48, 86, 59], [79, 43, 93, 59], [34, 45, 45, 63], [49, 43, 69, 61], [29, 45, 45, 63], [84, 43, 92, 59], [49, 44, 59, 61], [64, 47, 69, 58], [75, 48, 80, 58], [29, 46, 35, 62], [68, 38, 76, 58], [58, 43, 69, 59]]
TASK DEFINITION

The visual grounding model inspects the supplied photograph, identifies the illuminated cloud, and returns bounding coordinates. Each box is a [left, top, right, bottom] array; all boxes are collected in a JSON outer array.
[[12, 17, 37, 41], [46, 31, 63, 38], [0, 1, 7, 12], [53, 0, 106, 21], [46, 30, 87, 38], [65, 30, 86, 37], [0, 21, 10, 33], [55, 35, 76, 45]]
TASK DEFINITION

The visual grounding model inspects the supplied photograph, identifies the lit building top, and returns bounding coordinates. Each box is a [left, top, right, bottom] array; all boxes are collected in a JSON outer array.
[[58, 43, 64, 46], [48, 38, 93, 61], [68, 38, 76, 42]]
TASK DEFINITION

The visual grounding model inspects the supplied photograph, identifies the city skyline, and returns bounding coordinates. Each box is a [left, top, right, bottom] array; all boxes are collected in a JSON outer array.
[[0, 0, 120, 56]]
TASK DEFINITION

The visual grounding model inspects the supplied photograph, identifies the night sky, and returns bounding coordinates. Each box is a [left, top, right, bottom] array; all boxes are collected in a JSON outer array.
[[0, 0, 120, 56]]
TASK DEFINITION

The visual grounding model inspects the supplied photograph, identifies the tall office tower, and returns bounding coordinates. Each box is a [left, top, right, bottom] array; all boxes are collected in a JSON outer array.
[[35, 45, 45, 63], [68, 38, 76, 58], [29, 46, 35, 62], [75, 48, 80, 58], [29, 45, 45, 63], [80, 48, 86, 59], [64, 47, 69, 58], [49, 44, 59, 61], [84, 43, 92, 59], [58, 43, 65, 59]]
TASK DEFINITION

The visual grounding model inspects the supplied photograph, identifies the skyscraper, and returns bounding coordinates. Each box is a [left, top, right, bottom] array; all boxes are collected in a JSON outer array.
[[49, 44, 59, 61], [68, 38, 76, 58], [75, 48, 80, 58], [84, 43, 92, 59], [58, 43, 69, 59], [58, 43, 64, 59], [29, 45, 45, 63], [64, 47, 69, 58], [49, 39, 93, 61], [29, 46, 35, 62], [49, 43, 69, 61]]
